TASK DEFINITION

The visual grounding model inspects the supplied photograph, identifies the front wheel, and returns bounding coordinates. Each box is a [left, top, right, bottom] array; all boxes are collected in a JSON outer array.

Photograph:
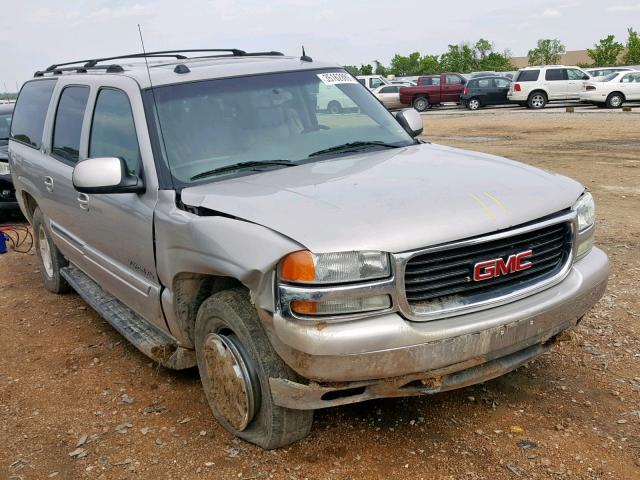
[[412, 96, 430, 112], [327, 100, 342, 114], [194, 288, 313, 449], [527, 92, 547, 109], [606, 93, 624, 109], [466, 98, 481, 110]]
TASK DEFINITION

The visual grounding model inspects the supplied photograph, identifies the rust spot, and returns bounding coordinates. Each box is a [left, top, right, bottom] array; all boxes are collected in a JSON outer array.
[[315, 321, 327, 331], [420, 377, 443, 389]]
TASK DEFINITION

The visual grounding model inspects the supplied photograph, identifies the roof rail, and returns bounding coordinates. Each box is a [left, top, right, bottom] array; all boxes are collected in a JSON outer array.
[[34, 49, 285, 78]]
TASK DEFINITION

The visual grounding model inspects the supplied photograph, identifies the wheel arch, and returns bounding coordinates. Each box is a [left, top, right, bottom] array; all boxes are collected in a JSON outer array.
[[21, 190, 38, 223], [608, 91, 626, 101]]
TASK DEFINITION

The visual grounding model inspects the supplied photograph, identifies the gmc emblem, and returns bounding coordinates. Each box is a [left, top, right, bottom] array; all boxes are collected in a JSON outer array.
[[473, 250, 533, 281]]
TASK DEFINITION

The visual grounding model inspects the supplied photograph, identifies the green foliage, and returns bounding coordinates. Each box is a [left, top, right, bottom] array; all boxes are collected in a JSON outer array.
[[474, 38, 493, 60], [389, 52, 422, 76], [373, 60, 387, 76], [623, 28, 640, 65], [527, 38, 566, 65], [587, 35, 624, 66], [342, 65, 361, 75], [440, 43, 476, 72], [359, 64, 373, 75], [418, 55, 442, 74], [480, 51, 515, 71]]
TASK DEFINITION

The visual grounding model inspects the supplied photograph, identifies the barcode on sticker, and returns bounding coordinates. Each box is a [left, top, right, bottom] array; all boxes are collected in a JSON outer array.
[[317, 73, 358, 85]]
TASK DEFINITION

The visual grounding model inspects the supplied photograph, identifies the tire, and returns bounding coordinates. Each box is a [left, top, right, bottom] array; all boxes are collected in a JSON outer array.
[[466, 98, 481, 110], [412, 96, 430, 112], [32, 207, 70, 294], [527, 91, 547, 109], [605, 92, 624, 109], [194, 288, 313, 449], [327, 100, 342, 114]]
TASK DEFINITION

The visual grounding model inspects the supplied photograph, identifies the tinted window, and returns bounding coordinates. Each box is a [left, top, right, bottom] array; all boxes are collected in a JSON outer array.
[[10, 80, 56, 148], [420, 76, 440, 86], [52, 86, 90, 163], [516, 70, 539, 82], [90, 89, 140, 174], [545, 69, 566, 81], [379, 86, 398, 93], [446, 75, 463, 85]]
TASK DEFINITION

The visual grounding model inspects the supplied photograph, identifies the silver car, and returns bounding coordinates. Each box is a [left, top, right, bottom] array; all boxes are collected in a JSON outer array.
[[9, 50, 609, 449]]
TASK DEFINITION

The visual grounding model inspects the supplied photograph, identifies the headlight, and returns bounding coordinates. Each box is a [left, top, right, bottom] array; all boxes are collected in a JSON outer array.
[[0, 162, 9, 175], [279, 250, 390, 284], [573, 192, 595, 232]]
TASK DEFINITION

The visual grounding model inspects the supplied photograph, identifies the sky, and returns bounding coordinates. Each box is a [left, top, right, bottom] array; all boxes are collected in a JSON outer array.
[[1, 0, 639, 89]]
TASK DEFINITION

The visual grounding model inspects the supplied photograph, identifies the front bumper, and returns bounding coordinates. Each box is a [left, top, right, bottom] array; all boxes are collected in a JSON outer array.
[[263, 247, 608, 406]]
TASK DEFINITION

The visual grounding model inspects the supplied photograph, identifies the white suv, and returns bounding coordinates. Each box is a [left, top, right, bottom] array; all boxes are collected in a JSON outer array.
[[507, 65, 591, 109]]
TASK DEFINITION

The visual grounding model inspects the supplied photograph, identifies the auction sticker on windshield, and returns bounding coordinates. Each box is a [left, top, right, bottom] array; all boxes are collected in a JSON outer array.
[[317, 72, 358, 85]]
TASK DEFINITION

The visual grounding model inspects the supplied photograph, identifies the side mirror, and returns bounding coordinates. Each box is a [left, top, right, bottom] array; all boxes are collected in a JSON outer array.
[[72, 157, 144, 194], [395, 108, 424, 137]]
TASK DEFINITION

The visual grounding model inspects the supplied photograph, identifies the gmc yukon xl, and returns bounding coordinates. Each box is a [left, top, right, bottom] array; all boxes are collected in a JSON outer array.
[[8, 50, 609, 449]]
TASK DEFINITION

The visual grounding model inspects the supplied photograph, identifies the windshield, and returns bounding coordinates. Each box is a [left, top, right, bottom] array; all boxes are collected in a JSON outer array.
[[148, 69, 414, 185], [0, 112, 11, 143]]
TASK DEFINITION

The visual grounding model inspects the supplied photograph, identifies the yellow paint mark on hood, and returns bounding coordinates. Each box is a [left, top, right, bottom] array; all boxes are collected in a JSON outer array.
[[469, 193, 496, 222], [484, 192, 508, 213]]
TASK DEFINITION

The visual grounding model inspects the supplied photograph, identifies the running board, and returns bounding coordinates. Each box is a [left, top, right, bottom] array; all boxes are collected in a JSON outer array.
[[61, 264, 195, 370]]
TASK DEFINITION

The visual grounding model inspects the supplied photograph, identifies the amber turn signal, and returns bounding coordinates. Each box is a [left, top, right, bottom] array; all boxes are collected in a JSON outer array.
[[280, 250, 316, 282]]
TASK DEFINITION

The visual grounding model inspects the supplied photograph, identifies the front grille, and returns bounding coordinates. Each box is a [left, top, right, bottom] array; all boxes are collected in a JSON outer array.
[[404, 222, 573, 308]]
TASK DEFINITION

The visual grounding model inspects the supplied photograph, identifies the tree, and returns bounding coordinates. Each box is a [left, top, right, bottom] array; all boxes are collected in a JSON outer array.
[[389, 52, 422, 76], [479, 51, 515, 72], [342, 65, 360, 75], [359, 64, 373, 75], [475, 38, 493, 61], [440, 43, 476, 72], [623, 28, 640, 65], [418, 55, 442, 74], [587, 35, 624, 66], [373, 60, 387, 76], [527, 38, 565, 65]]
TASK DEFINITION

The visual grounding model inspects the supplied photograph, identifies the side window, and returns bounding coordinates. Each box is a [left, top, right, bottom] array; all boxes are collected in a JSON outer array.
[[621, 73, 639, 83], [370, 78, 384, 89], [446, 75, 463, 85], [545, 69, 566, 81], [495, 78, 511, 88], [379, 86, 393, 93], [90, 89, 140, 174], [477, 79, 490, 88], [567, 69, 586, 80], [10, 80, 56, 148], [52, 86, 90, 164]]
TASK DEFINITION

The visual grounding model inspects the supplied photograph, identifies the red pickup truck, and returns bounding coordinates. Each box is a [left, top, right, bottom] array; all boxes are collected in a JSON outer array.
[[399, 73, 467, 111]]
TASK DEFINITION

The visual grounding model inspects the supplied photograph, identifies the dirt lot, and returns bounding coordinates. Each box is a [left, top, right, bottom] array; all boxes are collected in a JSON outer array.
[[1, 110, 639, 480]]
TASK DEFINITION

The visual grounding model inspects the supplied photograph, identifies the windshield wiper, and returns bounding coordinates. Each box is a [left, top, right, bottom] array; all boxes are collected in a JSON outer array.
[[308, 141, 402, 158], [190, 160, 297, 181]]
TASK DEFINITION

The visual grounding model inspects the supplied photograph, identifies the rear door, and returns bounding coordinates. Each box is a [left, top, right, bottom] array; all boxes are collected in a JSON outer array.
[[620, 72, 640, 100], [69, 78, 164, 329], [566, 68, 588, 99], [544, 68, 567, 100], [442, 74, 465, 102]]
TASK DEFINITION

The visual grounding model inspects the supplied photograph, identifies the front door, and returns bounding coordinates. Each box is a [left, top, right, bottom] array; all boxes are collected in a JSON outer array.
[[620, 72, 640, 100], [70, 83, 163, 329], [377, 85, 401, 109], [491, 78, 511, 105]]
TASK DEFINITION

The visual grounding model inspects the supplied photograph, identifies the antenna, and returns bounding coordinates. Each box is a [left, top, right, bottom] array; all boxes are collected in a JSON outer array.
[[137, 24, 171, 186], [300, 46, 313, 63]]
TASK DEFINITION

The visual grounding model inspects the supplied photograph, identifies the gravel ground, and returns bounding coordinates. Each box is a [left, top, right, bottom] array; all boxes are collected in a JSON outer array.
[[1, 110, 639, 480]]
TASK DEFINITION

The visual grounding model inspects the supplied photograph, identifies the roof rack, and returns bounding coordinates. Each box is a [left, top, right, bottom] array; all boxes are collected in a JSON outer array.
[[34, 49, 285, 77]]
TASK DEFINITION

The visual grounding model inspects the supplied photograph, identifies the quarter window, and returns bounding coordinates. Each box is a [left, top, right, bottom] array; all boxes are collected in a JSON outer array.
[[90, 89, 140, 174], [567, 69, 586, 80], [52, 86, 90, 163], [495, 78, 511, 88], [516, 70, 540, 82], [10, 80, 56, 149]]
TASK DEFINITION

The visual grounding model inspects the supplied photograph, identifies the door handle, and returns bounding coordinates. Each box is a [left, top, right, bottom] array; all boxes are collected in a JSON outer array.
[[44, 176, 54, 192], [77, 193, 90, 211]]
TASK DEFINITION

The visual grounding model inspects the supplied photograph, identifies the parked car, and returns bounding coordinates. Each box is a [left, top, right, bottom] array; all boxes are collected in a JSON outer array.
[[460, 76, 512, 110], [10, 50, 608, 449], [316, 82, 358, 114], [389, 80, 416, 87], [580, 70, 640, 108], [372, 84, 403, 109], [0, 103, 17, 222], [586, 67, 634, 78], [399, 73, 467, 111], [507, 65, 591, 109], [356, 74, 390, 90]]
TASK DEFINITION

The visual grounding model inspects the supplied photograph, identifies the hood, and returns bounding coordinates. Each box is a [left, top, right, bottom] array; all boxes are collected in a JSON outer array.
[[180, 143, 584, 253]]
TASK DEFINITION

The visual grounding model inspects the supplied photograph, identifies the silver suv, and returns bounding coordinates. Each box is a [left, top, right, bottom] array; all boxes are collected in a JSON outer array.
[[9, 50, 609, 448]]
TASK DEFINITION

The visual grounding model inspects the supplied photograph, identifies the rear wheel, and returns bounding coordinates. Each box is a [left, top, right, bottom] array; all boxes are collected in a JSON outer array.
[[605, 92, 624, 109], [327, 100, 342, 114], [194, 288, 313, 449], [527, 91, 547, 109], [466, 98, 481, 110], [412, 96, 430, 112], [32, 207, 70, 294]]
